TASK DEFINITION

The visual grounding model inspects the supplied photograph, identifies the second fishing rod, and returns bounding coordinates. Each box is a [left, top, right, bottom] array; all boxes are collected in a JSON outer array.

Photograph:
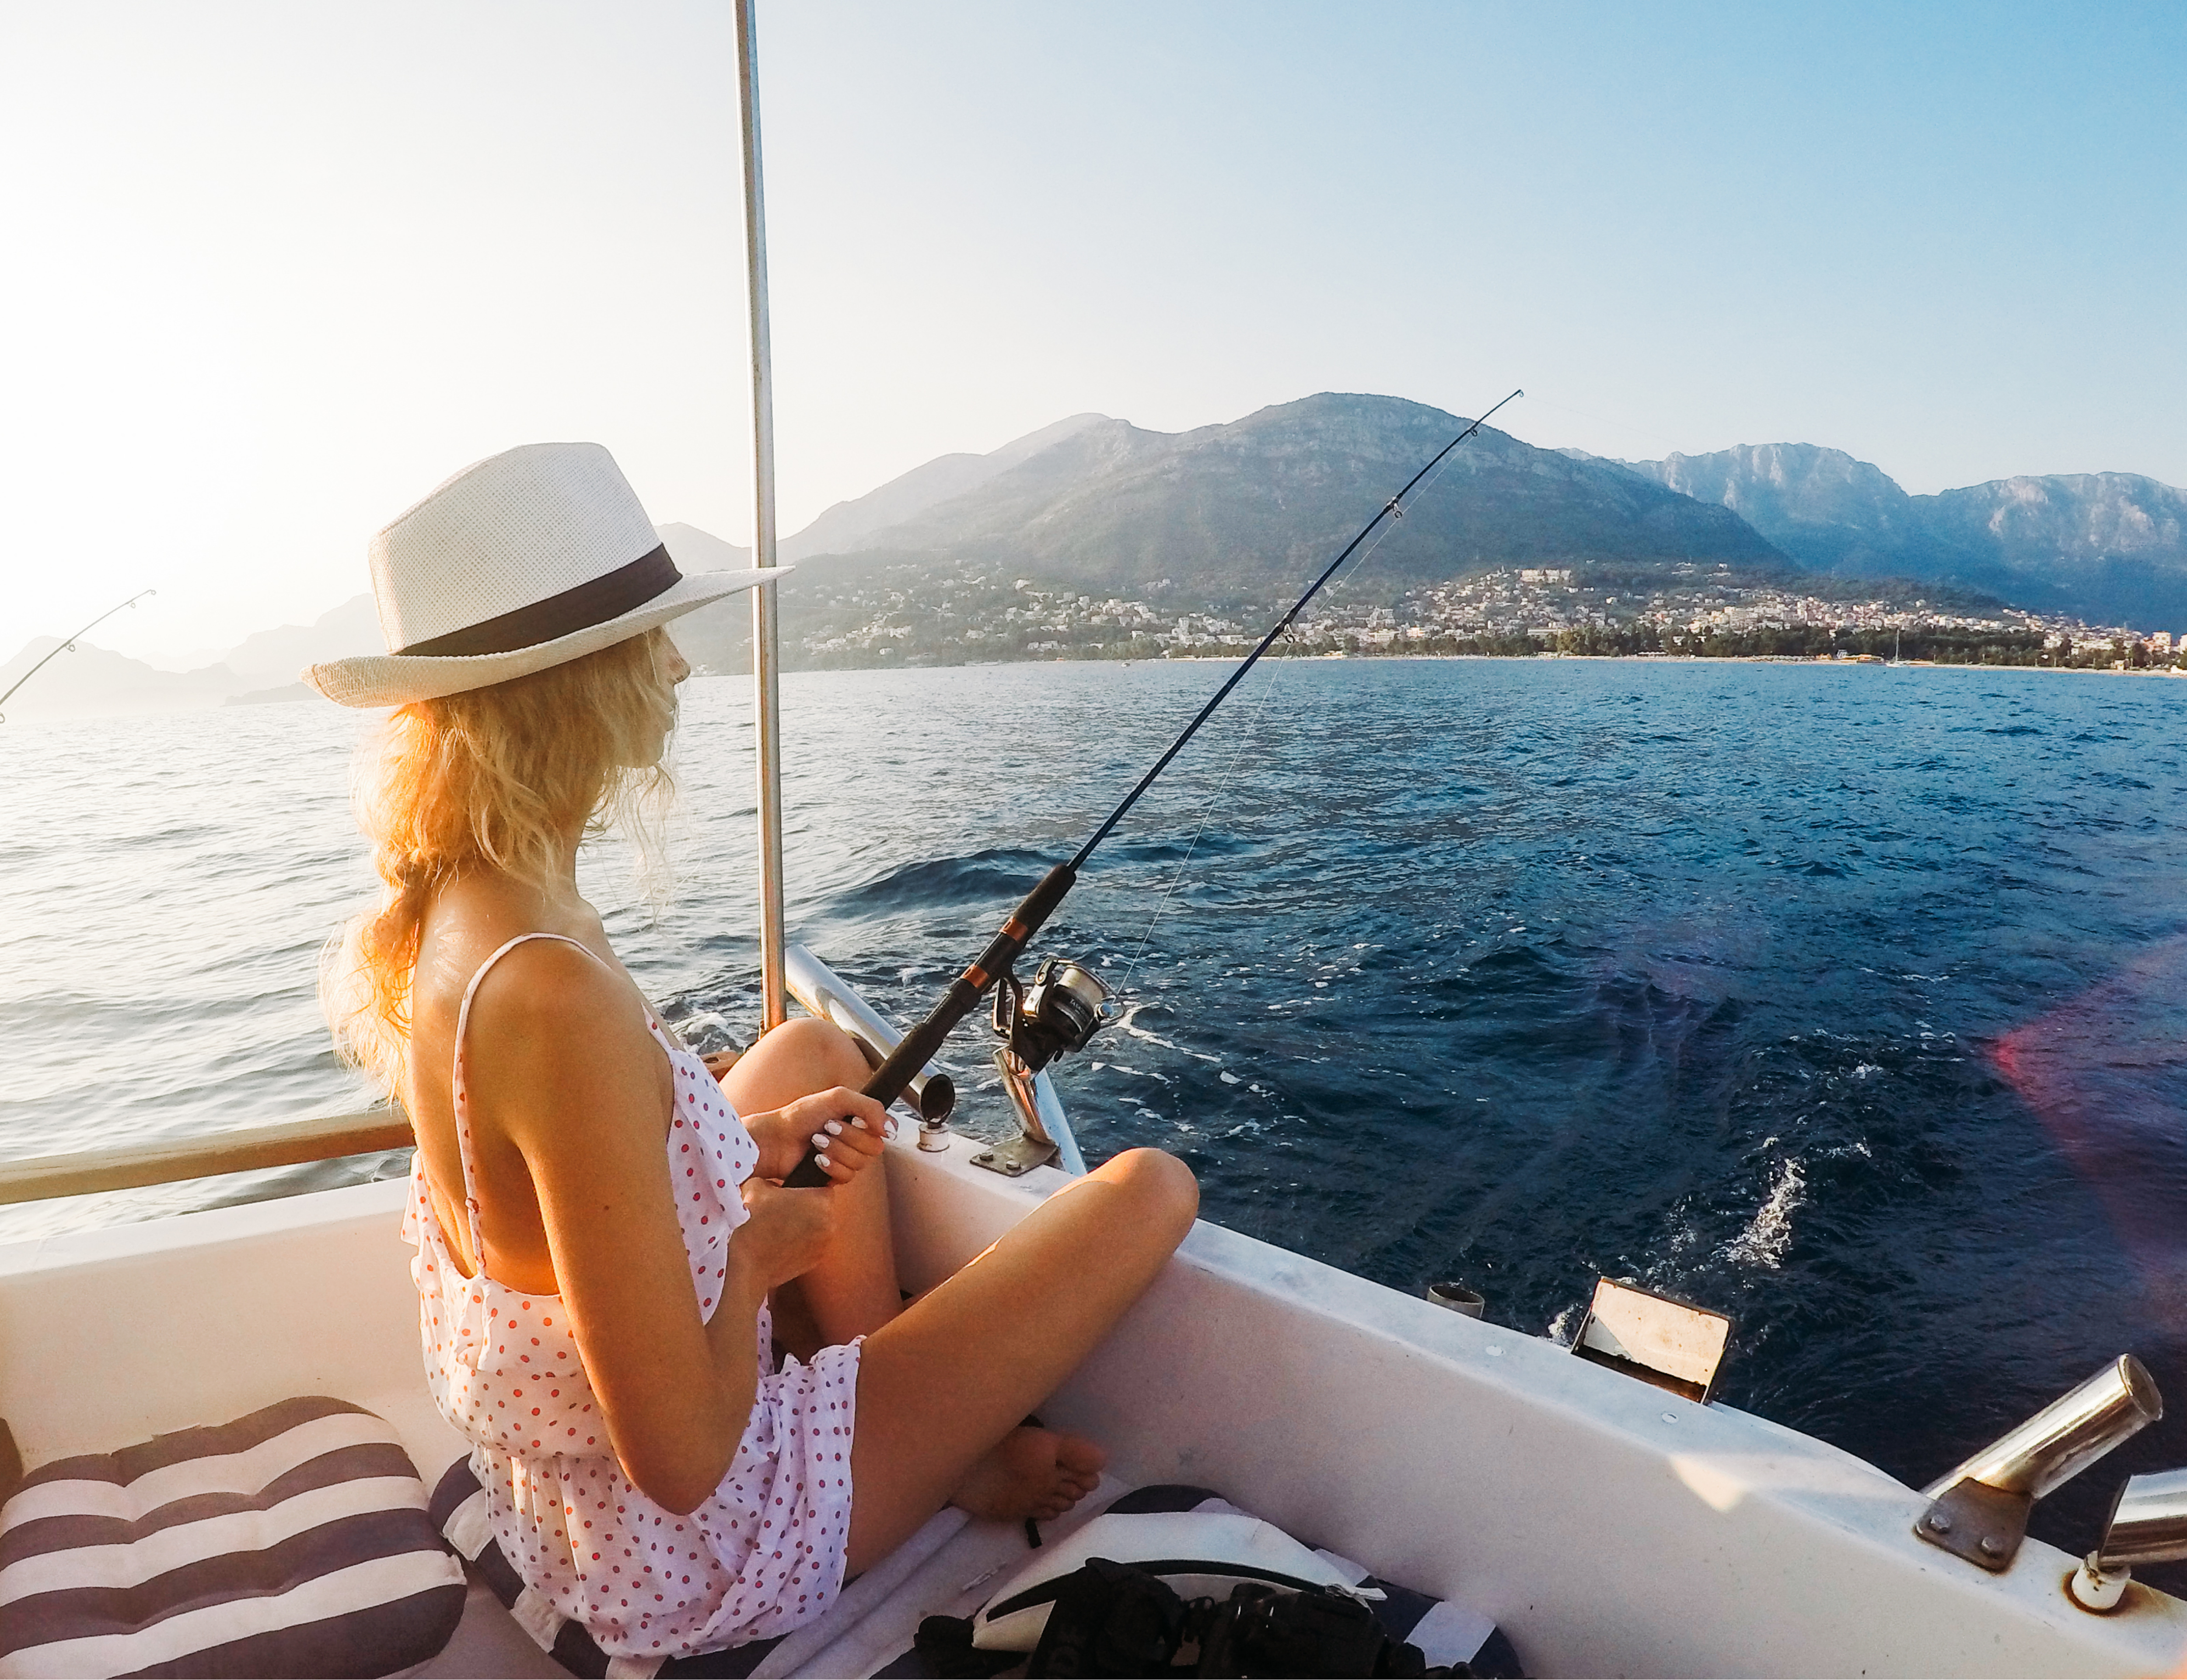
[[784, 390, 1523, 1187]]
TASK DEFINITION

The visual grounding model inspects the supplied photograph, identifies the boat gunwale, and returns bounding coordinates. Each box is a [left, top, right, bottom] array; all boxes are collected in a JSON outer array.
[[0, 1109, 409, 1205]]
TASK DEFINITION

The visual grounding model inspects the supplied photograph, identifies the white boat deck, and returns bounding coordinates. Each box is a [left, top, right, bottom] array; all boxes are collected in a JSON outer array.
[[415, 1476, 1138, 1678], [6, 1133, 2187, 1676]]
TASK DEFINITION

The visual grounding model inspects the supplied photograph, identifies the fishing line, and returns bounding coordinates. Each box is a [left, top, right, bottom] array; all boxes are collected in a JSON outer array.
[[1117, 653, 1291, 995], [1520, 395, 1684, 454], [784, 389, 1526, 1186], [1116, 419, 1482, 994]]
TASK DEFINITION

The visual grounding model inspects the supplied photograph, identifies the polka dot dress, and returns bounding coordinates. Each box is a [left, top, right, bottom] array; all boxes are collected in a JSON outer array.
[[402, 933, 860, 1660]]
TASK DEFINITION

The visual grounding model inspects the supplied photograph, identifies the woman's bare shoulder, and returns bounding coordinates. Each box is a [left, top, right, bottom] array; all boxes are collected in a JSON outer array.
[[411, 879, 636, 1064], [419, 885, 660, 1143], [415, 877, 587, 1002]]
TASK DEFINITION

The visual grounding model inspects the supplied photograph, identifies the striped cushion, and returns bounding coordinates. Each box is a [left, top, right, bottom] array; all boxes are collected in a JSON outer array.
[[0, 1397, 464, 1679], [430, 1460, 782, 1679]]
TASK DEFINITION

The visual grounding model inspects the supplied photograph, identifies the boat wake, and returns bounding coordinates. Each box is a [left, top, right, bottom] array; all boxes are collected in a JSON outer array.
[[1723, 1155, 1806, 1270]]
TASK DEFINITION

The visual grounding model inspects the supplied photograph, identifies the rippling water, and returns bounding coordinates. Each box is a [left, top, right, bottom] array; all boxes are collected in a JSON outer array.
[[6, 657, 2187, 1565]]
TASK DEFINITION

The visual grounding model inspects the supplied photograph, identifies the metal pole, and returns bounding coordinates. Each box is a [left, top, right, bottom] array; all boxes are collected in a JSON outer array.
[[735, 0, 788, 1033]]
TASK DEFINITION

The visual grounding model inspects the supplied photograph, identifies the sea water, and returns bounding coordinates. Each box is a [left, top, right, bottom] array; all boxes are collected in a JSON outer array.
[[4, 657, 2187, 1564]]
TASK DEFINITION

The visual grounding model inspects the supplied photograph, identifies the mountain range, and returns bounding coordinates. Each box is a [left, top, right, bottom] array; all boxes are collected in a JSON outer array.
[[1612, 444, 2187, 628], [10, 394, 2183, 713], [784, 394, 1789, 589], [660, 393, 1799, 676], [733, 395, 2184, 636]]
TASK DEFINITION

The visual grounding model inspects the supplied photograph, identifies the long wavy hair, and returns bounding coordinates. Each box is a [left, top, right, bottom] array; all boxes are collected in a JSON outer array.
[[325, 628, 680, 1087]]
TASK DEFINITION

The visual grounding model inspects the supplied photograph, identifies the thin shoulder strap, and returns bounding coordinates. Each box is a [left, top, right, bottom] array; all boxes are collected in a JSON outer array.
[[450, 932, 611, 1267]]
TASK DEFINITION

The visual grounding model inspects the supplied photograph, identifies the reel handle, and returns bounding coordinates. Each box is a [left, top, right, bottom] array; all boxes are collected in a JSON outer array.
[[779, 863, 1078, 1189]]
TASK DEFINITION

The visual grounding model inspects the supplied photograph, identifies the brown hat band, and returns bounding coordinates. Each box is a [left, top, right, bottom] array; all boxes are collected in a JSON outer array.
[[398, 545, 683, 657]]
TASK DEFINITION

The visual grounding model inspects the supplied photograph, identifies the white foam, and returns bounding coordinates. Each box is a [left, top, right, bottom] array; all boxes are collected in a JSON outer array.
[[1111, 1001, 1222, 1061], [1726, 1157, 1806, 1269]]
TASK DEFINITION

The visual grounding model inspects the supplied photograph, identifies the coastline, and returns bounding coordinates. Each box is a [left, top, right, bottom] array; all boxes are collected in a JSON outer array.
[[1053, 651, 2187, 677]]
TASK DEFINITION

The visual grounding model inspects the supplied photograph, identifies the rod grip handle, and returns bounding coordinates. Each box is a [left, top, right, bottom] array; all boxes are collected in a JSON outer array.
[[776, 863, 1077, 1187]]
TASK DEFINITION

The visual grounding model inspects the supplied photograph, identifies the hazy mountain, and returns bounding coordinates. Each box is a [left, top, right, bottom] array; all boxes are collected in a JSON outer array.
[[1918, 474, 2187, 626], [656, 522, 751, 571], [221, 593, 382, 687], [780, 414, 1109, 562], [57, 395, 2177, 701], [795, 393, 1790, 592], [0, 638, 241, 719], [1621, 445, 2187, 628], [1614, 444, 1940, 577]]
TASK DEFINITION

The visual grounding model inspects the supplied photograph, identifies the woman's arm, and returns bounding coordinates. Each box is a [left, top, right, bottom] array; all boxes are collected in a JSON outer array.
[[462, 940, 838, 1512]]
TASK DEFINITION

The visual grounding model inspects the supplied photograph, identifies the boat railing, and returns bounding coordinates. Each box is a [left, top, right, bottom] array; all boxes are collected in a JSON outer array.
[[0, 1107, 411, 1206], [785, 943, 956, 1123]]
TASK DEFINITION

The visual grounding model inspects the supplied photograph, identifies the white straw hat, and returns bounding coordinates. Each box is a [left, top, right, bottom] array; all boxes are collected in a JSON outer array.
[[304, 442, 785, 707]]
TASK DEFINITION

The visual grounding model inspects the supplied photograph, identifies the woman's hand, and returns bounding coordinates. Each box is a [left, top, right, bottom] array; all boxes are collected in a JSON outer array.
[[743, 1086, 892, 1186], [735, 1177, 840, 1292]]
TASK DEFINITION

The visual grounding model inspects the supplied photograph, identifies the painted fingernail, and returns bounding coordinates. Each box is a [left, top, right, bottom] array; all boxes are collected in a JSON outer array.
[[811, 1133, 829, 1149], [824, 1120, 843, 1137], [884, 1119, 899, 1140], [816, 1152, 831, 1170], [850, 1117, 869, 1131]]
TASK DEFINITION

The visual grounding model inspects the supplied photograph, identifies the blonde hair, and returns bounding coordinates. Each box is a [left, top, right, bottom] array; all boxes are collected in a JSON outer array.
[[325, 628, 680, 1086]]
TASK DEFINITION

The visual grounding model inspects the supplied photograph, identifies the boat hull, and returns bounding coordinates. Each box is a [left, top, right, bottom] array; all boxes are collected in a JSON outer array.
[[4, 1141, 2185, 1676]]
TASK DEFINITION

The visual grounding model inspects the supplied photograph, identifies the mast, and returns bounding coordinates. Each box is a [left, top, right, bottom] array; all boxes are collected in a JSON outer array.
[[735, 0, 788, 1033]]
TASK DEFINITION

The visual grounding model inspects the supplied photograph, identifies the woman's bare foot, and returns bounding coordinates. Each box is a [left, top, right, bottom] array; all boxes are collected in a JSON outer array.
[[949, 1426, 1107, 1523]]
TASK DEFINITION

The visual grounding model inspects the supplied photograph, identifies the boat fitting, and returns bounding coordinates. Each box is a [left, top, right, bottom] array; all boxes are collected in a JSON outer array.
[[973, 1048, 1088, 1177], [1916, 1355, 2161, 1574], [1425, 1281, 1486, 1318], [2065, 1467, 2187, 1613], [1569, 1278, 1731, 1404]]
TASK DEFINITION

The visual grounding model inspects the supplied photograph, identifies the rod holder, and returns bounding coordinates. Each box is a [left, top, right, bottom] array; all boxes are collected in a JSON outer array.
[[973, 1049, 1088, 1178], [2066, 1467, 2187, 1613], [973, 1050, 1059, 1178], [1425, 1281, 1486, 1319], [1916, 1356, 2162, 1574]]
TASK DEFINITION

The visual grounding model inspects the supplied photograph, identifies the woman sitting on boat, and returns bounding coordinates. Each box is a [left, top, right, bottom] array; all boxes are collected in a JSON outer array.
[[308, 443, 1198, 1661]]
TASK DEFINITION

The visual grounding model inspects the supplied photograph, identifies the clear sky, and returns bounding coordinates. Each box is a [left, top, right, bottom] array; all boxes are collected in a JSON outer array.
[[3, 0, 2182, 665]]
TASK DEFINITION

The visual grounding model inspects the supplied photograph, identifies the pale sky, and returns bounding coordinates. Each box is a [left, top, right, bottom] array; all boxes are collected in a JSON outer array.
[[3, 1, 2182, 665]]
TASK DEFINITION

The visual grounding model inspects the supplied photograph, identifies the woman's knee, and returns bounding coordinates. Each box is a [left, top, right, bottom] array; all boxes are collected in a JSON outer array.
[[1101, 1147, 1198, 1244], [760, 1014, 872, 1088], [725, 1015, 875, 1113]]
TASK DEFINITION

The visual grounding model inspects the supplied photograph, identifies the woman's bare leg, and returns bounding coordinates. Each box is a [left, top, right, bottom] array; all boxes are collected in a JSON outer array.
[[845, 1147, 1197, 1573], [716, 1016, 901, 1353]]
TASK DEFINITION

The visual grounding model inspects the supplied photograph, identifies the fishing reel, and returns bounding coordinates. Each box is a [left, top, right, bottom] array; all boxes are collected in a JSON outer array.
[[992, 956, 1112, 1073]]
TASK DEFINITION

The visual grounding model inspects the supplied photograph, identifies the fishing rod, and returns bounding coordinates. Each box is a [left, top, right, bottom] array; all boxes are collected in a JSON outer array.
[[784, 391, 1523, 1186], [0, 590, 156, 724]]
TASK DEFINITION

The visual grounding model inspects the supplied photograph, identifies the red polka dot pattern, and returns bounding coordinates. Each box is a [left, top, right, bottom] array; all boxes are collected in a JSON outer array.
[[402, 934, 859, 1659]]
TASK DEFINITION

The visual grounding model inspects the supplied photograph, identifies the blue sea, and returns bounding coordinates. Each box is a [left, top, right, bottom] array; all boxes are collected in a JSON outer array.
[[6, 656, 2187, 1567]]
